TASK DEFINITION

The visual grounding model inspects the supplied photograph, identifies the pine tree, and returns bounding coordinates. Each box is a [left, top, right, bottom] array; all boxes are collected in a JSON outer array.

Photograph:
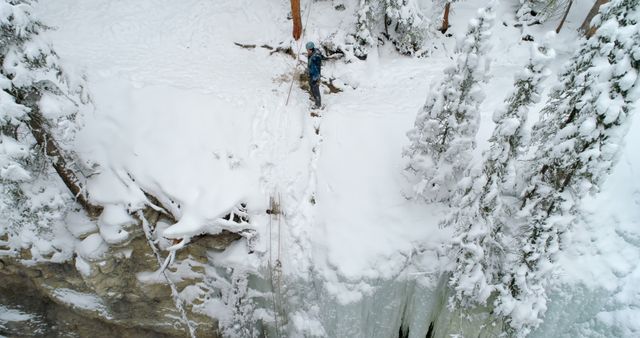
[[353, 0, 428, 58], [439, 0, 460, 34], [554, 0, 573, 33], [445, 41, 555, 310], [0, 0, 88, 260], [579, 0, 610, 37], [404, 3, 495, 203], [354, 0, 377, 58], [497, 0, 640, 334], [382, 0, 428, 55], [516, 0, 571, 26], [290, 0, 302, 40], [516, 0, 541, 26]]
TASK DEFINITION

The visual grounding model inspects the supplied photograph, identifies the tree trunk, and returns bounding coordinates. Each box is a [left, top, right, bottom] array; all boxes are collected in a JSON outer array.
[[22, 90, 104, 218], [291, 0, 302, 40], [440, 2, 451, 33], [579, 0, 609, 38], [384, 14, 389, 36], [555, 0, 573, 34]]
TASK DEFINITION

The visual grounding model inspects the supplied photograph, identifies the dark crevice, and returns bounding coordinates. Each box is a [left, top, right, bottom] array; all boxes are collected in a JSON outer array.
[[425, 321, 435, 338]]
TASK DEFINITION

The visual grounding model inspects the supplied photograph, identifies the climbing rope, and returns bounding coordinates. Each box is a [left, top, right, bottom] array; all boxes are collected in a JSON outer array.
[[267, 196, 281, 336], [285, 0, 314, 106], [268, 193, 286, 337], [267, 2, 316, 335]]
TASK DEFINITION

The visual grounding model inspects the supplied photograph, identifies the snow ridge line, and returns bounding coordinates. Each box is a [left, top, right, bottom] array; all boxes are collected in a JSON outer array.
[[137, 211, 196, 338]]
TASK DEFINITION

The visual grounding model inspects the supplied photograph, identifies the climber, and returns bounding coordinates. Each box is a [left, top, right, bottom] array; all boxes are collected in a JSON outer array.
[[306, 41, 322, 109]]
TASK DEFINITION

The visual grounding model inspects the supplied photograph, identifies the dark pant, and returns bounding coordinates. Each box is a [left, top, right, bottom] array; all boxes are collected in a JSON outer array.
[[309, 79, 321, 107]]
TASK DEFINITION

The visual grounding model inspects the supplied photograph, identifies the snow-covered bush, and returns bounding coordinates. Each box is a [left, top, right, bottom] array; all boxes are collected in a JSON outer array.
[[404, 3, 495, 203], [445, 39, 554, 311], [0, 0, 86, 261], [498, 0, 640, 334], [353, 0, 430, 58]]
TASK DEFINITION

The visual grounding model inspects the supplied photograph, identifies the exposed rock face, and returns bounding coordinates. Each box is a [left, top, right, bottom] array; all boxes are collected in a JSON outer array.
[[0, 271, 176, 338], [0, 208, 244, 337]]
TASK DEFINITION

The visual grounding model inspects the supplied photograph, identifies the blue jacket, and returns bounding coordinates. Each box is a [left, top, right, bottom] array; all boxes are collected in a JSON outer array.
[[308, 49, 322, 82]]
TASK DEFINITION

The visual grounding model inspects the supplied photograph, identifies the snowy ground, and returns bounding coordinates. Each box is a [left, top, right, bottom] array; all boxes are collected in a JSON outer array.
[[37, 0, 453, 294], [25, 0, 640, 336]]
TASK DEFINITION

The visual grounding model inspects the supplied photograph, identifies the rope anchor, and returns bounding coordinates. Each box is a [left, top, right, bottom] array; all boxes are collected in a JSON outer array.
[[266, 195, 282, 216]]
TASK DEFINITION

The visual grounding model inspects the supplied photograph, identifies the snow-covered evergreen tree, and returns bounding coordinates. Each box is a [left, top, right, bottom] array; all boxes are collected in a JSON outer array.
[[445, 40, 554, 310], [0, 0, 86, 261], [354, 0, 377, 58], [516, 0, 542, 25], [382, 0, 428, 55], [353, 0, 429, 58], [404, 3, 495, 203], [497, 0, 640, 334], [516, 0, 572, 25]]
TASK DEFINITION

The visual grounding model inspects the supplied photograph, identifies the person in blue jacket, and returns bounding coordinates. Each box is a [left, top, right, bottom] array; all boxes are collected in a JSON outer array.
[[306, 41, 322, 109]]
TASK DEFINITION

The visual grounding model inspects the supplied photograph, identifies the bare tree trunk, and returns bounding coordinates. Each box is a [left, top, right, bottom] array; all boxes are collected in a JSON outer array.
[[384, 14, 389, 36], [291, 0, 302, 40], [22, 90, 103, 218], [555, 0, 573, 34], [440, 2, 451, 33], [579, 0, 609, 38]]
